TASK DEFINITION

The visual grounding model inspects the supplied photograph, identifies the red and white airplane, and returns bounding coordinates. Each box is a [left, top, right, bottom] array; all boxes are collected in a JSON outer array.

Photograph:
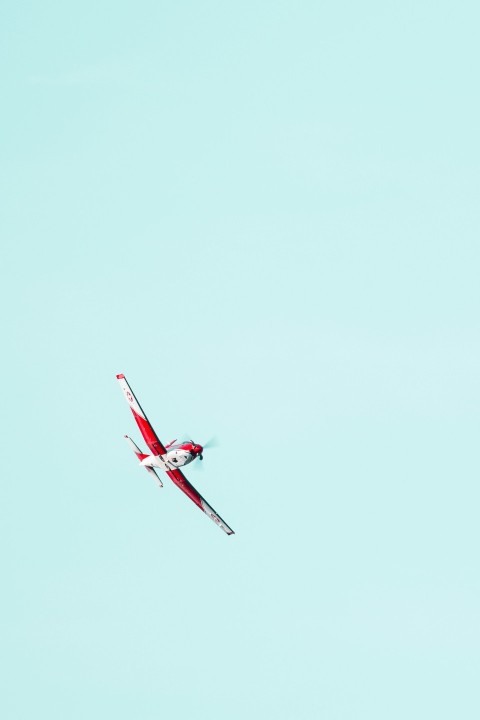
[[116, 374, 234, 535]]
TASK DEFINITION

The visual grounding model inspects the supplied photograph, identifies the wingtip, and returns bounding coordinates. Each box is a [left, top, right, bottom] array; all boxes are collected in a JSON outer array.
[[116, 373, 125, 379]]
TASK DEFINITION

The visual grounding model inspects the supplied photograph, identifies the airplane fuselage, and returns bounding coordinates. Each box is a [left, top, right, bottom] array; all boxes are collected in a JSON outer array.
[[141, 442, 202, 471]]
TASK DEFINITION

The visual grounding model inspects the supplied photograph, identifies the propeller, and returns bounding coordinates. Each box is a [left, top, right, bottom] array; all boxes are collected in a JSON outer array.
[[182, 434, 219, 462], [202, 436, 218, 450]]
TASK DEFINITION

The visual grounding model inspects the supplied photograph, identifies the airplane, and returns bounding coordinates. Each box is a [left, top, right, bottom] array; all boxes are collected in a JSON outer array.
[[116, 374, 234, 535]]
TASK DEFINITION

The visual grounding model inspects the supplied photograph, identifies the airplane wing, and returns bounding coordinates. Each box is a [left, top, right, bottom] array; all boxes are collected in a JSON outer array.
[[116, 374, 167, 456], [166, 468, 235, 535]]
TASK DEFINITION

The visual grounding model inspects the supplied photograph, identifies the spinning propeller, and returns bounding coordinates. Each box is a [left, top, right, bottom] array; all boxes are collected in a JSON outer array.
[[184, 435, 218, 461]]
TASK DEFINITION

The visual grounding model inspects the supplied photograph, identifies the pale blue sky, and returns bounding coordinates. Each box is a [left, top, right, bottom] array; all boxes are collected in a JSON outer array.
[[2, 1, 480, 718]]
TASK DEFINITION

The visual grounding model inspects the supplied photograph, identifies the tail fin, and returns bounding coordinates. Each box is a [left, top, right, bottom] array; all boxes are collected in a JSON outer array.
[[124, 435, 163, 488]]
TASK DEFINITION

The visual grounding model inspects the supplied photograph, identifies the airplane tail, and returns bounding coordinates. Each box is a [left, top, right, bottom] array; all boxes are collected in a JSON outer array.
[[124, 435, 163, 488]]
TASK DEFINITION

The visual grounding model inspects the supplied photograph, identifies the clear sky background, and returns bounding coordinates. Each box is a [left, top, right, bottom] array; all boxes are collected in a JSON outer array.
[[2, 1, 480, 718]]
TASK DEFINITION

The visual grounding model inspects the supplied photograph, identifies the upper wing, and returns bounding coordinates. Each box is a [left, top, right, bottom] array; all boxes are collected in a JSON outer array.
[[166, 468, 235, 535], [116, 374, 166, 456]]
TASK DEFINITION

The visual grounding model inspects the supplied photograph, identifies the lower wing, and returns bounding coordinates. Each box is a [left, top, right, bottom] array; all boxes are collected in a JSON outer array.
[[166, 468, 235, 535]]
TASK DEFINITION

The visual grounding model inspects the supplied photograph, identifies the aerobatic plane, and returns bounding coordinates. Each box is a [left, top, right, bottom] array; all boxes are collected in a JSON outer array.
[[116, 374, 234, 535]]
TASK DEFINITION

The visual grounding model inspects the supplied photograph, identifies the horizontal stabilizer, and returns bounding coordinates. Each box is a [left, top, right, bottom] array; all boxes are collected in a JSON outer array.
[[144, 465, 164, 488], [124, 435, 148, 460], [124, 435, 163, 487]]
